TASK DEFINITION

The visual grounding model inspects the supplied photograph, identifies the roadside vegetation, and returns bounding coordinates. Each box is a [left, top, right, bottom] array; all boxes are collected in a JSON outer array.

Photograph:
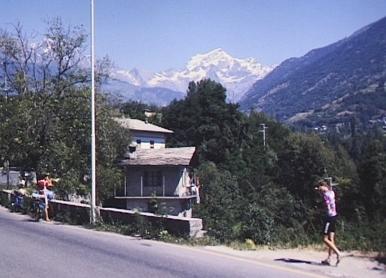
[[157, 79, 386, 256], [0, 20, 385, 258]]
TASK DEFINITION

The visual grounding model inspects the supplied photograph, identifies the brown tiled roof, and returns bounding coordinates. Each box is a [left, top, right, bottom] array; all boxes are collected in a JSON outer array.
[[120, 147, 196, 166], [114, 118, 173, 134]]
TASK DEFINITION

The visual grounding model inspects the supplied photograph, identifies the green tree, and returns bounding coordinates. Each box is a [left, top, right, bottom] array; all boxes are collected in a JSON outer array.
[[162, 79, 244, 164], [358, 139, 386, 220], [196, 162, 244, 241], [95, 94, 130, 204], [119, 100, 161, 123], [276, 133, 334, 200], [0, 20, 129, 204]]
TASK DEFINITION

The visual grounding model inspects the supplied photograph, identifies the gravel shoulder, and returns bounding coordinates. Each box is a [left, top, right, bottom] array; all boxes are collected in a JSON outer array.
[[198, 245, 385, 278]]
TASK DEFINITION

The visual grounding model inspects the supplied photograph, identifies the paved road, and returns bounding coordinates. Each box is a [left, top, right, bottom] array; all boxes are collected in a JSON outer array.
[[0, 207, 323, 278]]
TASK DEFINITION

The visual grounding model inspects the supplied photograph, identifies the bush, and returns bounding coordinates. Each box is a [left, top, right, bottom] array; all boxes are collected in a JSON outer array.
[[239, 204, 275, 245], [337, 220, 386, 253], [0, 192, 10, 207]]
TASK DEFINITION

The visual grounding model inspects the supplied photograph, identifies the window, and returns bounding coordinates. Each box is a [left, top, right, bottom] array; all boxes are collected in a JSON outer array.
[[143, 171, 162, 187]]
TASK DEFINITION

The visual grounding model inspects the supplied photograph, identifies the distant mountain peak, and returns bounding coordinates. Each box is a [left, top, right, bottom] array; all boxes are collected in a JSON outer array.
[[110, 49, 274, 103], [149, 49, 273, 101], [111, 67, 152, 87], [187, 48, 233, 70]]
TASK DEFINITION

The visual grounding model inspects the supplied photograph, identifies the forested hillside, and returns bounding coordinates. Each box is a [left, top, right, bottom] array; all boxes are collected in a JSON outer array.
[[240, 17, 386, 131], [159, 79, 386, 251]]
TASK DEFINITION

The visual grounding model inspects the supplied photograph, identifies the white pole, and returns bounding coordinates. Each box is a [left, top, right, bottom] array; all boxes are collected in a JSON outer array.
[[263, 126, 266, 147], [259, 123, 267, 148], [140, 176, 143, 197], [124, 175, 127, 196], [123, 176, 127, 196], [90, 0, 97, 224], [162, 175, 165, 196]]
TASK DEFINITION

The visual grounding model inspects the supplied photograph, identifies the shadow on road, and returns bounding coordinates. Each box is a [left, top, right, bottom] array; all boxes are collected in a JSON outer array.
[[22, 218, 39, 222], [275, 258, 326, 266]]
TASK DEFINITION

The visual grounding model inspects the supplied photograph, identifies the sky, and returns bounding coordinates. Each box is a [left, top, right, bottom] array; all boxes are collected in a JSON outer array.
[[1, 0, 386, 72]]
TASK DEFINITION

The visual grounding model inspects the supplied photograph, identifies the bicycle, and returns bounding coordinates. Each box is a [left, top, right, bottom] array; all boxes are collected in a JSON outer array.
[[31, 194, 46, 221]]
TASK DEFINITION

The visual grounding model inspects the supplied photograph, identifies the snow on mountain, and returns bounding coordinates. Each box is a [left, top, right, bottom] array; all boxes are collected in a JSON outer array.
[[111, 68, 152, 87], [111, 48, 274, 102], [148, 48, 273, 101]]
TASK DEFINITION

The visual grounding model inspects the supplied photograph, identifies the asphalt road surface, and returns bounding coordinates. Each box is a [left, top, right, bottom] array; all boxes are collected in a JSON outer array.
[[0, 207, 323, 278]]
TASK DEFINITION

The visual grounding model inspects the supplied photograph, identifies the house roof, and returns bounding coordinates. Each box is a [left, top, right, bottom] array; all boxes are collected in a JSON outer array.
[[120, 147, 196, 166], [114, 118, 173, 134]]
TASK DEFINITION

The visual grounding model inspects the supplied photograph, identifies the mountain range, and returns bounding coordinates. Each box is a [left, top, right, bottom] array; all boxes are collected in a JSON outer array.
[[104, 49, 273, 104], [105, 17, 386, 131], [240, 16, 386, 128]]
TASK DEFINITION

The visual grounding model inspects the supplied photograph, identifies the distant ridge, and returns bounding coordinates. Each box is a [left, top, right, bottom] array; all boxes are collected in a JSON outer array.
[[239, 16, 386, 128]]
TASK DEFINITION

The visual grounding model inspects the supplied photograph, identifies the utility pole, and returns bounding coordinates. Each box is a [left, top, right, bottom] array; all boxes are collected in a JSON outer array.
[[325, 177, 339, 188], [2, 62, 9, 101], [323, 168, 339, 188], [4, 160, 9, 189], [259, 123, 268, 148], [2, 62, 10, 190], [90, 0, 97, 224]]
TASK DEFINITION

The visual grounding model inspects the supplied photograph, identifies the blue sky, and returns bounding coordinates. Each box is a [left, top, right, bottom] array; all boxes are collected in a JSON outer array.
[[1, 0, 386, 72]]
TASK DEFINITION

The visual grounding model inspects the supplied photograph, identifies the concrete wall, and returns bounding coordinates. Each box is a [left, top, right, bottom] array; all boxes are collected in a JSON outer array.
[[99, 207, 202, 237], [0, 190, 202, 238], [124, 197, 194, 217], [50, 200, 202, 237], [131, 131, 166, 149]]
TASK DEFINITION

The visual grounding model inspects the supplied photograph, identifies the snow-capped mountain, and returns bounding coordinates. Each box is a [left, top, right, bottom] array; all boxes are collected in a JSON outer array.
[[112, 68, 153, 87], [108, 48, 274, 103]]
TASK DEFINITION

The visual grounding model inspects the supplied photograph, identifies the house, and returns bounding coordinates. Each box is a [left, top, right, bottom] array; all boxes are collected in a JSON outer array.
[[114, 118, 173, 149], [0, 169, 21, 189], [113, 118, 199, 217], [0, 168, 36, 189], [116, 146, 199, 217]]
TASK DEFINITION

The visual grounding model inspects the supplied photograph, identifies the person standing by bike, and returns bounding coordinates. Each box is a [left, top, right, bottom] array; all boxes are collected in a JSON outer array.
[[36, 173, 56, 221]]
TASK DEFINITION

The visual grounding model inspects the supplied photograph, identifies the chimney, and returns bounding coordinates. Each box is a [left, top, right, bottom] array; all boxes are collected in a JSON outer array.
[[144, 109, 156, 123], [128, 143, 137, 159]]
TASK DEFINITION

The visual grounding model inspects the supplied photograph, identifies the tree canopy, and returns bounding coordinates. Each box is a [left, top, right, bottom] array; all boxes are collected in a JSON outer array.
[[0, 19, 128, 203]]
